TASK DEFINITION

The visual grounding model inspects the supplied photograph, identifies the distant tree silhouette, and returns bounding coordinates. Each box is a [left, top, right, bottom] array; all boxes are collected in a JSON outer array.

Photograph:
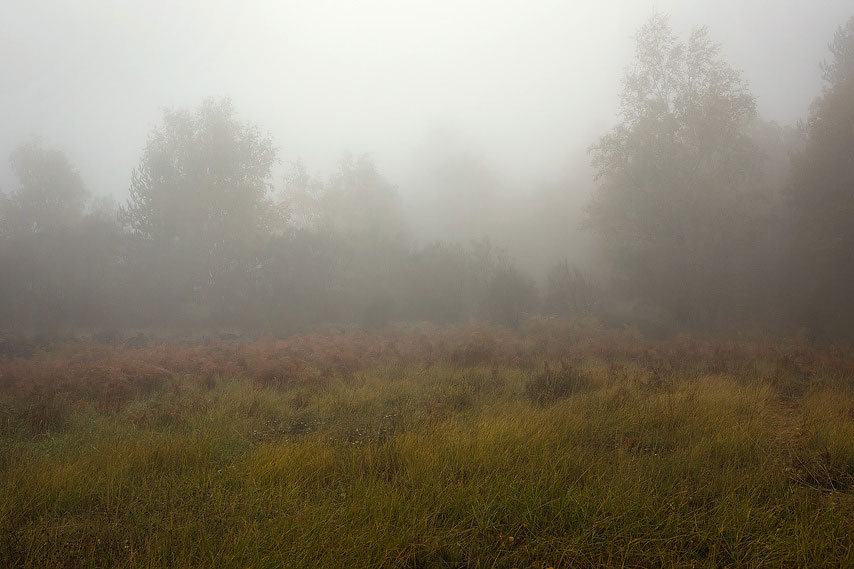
[[120, 98, 283, 247], [3, 139, 89, 234], [589, 15, 760, 328], [787, 15, 854, 336], [284, 154, 409, 243]]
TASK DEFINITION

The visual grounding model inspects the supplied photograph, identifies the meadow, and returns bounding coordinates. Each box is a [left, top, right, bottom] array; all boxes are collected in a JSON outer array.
[[1, 321, 853, 568]]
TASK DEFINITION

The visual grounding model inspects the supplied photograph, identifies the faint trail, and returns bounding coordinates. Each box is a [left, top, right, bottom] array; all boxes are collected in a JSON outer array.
[[773, 399, 803, 447], [770, 394, 851, 494], [768, 395, 806, 487]]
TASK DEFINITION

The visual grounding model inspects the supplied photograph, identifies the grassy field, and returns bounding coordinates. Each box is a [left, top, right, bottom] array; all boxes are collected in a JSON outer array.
[[1, 323, 853, 568]]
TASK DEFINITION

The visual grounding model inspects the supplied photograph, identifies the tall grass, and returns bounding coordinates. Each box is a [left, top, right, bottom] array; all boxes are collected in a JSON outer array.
[[1, 324, 853, 567]]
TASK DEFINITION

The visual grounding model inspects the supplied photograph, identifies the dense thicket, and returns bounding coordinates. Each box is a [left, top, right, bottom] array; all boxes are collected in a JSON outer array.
[[1, 15, 852, 339]]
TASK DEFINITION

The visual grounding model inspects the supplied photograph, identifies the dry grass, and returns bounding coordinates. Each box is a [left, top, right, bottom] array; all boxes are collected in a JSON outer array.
[[1, 321, 853, 568]]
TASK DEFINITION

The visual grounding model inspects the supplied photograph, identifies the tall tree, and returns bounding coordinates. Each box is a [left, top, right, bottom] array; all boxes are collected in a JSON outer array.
[[117, 98, 284, 324], [787, 15, 854, 336], [821, 15, 854, 86], [0, 141, 131, 329], [589, 15, 760, 328], [120, 98, 282, 247], [3, 139, 89, 234], [284, 154, 409, 242]]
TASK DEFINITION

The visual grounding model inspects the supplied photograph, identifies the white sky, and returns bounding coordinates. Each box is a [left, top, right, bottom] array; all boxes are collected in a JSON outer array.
[[1, 0, 851, 198]]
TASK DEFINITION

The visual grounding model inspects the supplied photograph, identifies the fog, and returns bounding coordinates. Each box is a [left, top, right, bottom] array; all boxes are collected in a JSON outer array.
[[2, 1, 854, 338], [3, 1, 849, 194]]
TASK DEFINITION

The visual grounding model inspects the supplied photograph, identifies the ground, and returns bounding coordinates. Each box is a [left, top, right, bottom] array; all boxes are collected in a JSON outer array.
[[1, 322, 853, 568]]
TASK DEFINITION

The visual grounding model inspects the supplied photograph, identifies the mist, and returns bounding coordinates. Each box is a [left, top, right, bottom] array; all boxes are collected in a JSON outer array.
[[2, 0, 854, 338], [3, 1, 849, 190], [6, 5, 854, 565]]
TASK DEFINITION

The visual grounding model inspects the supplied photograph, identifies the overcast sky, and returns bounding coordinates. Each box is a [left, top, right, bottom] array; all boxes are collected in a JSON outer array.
[[1, 0, 851, 200]]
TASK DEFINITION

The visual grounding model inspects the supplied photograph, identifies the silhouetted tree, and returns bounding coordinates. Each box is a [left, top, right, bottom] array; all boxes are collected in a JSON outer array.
[[589, 15, 760, 329], [821, 16, 854, 87], [483, 262, 538, 328], [544, 260, 598, 319], [120, 98, 283, 247], [3, 139, 89, 234], [787, 15, 854, 336], [284, 154, 409, 243], [117, 98, 286, 324], [0, 141, 134, 330]]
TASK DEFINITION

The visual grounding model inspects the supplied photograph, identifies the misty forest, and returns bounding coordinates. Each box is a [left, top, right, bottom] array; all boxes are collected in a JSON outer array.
[[2, 4, 854, 568]]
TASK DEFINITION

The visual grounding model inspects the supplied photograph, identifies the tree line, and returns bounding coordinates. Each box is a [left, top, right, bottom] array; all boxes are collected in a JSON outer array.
[[1, 15, 852, 339]]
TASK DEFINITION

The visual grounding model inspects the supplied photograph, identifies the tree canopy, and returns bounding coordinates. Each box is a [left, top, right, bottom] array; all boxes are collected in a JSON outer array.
[[787, 15, 854, 335], [119, 98, 282, 246], [284, 154, 409, 243], [589, 14, 760, 327], [821, 15, 854, 86], [3, 139, 89, 235]]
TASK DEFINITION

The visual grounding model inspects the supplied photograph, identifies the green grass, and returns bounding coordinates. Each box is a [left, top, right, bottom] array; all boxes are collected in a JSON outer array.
[[2, 355, 853, 568]]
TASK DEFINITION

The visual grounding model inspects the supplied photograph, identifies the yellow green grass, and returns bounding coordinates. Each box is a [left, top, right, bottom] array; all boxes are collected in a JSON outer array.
[[2, 358, 853, 568]]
